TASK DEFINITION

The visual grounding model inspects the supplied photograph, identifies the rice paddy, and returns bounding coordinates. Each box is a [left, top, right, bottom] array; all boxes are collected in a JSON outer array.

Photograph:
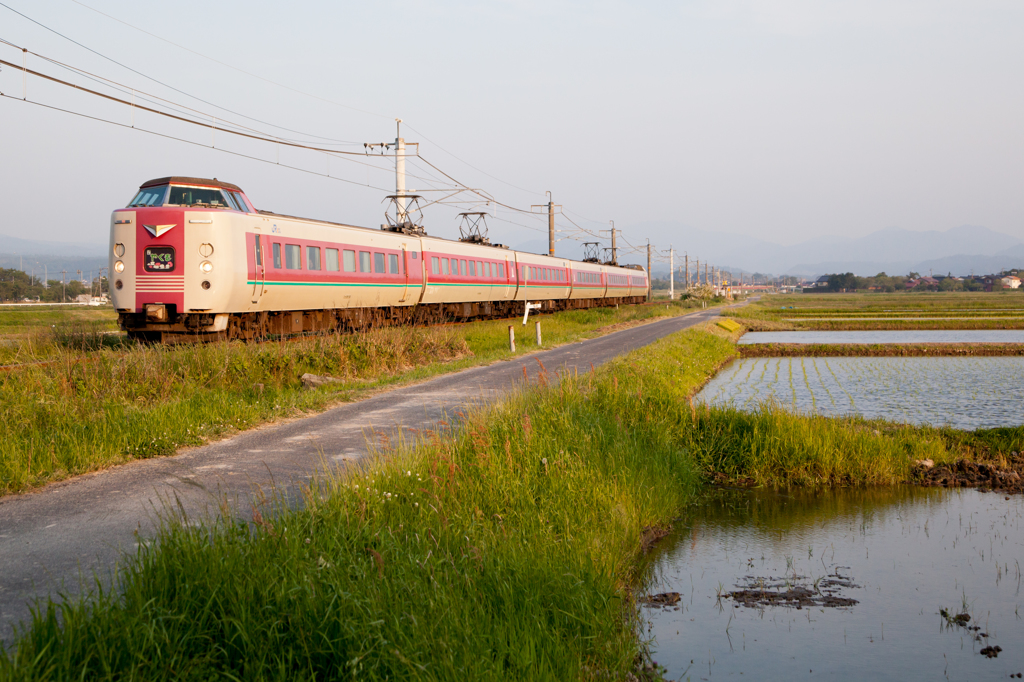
[[739, 330, 1024, 344], [696, 355, 1024, 430], [733, 293, 1024, 330]]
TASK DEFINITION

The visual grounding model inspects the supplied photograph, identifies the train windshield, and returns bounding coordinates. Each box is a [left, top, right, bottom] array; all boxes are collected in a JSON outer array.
[[127, 184, 235, 209], [128, 186, 168, 207], [166, 185, 232, 208]]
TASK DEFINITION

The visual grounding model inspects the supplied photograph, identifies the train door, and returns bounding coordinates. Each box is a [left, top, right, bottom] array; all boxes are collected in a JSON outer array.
[[399, 244, 410, 302], [504, 256, 513, 298], [251, 234, 266, 304]]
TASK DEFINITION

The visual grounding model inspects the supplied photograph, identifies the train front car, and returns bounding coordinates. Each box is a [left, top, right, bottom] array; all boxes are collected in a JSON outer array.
[[110, 177, 252, 341]]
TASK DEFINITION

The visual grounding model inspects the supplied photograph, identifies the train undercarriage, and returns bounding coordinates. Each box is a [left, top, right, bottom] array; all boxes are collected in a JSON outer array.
[[118, 295, 649, 343]]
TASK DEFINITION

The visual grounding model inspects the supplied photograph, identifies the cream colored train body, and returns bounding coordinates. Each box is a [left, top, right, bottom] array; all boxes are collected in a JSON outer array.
[[110, 177, 650, 341]]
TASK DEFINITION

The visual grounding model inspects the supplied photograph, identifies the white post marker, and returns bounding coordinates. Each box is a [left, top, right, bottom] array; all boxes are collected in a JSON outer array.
[[535, 321, 542, 346], [508, 325, 516, 352], [522, 301, 542, 325]]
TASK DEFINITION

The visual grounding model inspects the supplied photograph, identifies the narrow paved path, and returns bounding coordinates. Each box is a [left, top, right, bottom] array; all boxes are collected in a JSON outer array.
[[0, 306, 727, 638]]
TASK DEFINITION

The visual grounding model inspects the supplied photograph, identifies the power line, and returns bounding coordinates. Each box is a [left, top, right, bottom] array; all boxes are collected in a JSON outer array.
[[0, 1, 372, 144], [0, 92, 394, 193], [68, 0, 390, 123], [1, 9, 659, 258]]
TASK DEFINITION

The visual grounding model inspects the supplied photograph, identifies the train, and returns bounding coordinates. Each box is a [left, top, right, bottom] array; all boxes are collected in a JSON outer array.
[[109, 176, 650, 342]]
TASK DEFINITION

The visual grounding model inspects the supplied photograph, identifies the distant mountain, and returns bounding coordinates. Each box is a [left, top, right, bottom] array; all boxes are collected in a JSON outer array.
[[622, 222, 1024, 278], [0, 232, 106, 258]]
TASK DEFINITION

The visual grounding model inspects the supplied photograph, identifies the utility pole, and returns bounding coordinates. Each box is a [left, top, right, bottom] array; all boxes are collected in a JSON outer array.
[[669, 246, 674, 300], [531, 192, 561, 256], [364, 119, 419, 230], [694, 260, 699, 285], [60, 270, 67, 302], [548, 194, 554, 257], [609, 221, 617, 265], [705, 262, 709, 288], [646, 240, 652, 302], [684, 254, 689, 291], [394, 119, 407, 225]]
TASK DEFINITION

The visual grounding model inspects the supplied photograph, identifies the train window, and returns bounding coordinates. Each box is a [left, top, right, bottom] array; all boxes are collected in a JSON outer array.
[[167, 186, 231, 208], [431, 257, 440, 275], [360, 251, 371, 273], [441, 258, 449, 276], [460, 260, 466, 276], [343, 250, 356, 272], [231, 192, 251, 212], [223, 193, 241, 211], [389, 254, 399, 274], [477, 261, 483, 277], [254, 235, 262, 266], [128, 186, 167, 207], [468, 261, 476, 276], [374, 253, 386, 274], [143, 246, 175, 272], [307, 246, 321, 271], [498, 263, 505, 278], [273, 243, 282, 268], [326, 248, 340, 272], [285, 244, 301, 269]]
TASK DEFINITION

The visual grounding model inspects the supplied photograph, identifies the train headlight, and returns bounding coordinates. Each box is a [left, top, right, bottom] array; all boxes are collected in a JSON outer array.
[[200, 260, 214, 273], [114, 260, 125, 273]]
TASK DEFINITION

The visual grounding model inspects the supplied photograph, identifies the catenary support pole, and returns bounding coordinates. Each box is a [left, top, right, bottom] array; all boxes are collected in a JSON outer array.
[[646, 240, 652, 301], [548, 193, 555, 257], [669, 247, 674, 300]]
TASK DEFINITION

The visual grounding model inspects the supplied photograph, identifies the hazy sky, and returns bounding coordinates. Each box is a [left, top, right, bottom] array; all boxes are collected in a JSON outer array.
[[1, 0, 1022, 260]]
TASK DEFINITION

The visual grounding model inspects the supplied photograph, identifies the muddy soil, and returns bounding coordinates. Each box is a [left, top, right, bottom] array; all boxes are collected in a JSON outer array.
[[726, 574, 860, 609], [915, 453, 1024, 494]]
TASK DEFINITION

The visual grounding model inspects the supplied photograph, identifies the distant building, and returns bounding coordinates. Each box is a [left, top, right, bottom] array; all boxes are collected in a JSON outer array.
[[1001, 276, 1021, 289]]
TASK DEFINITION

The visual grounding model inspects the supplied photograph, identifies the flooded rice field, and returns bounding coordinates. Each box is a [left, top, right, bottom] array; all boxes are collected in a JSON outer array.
[[696, 356, 1024, 430], [642, 487, 1024, 680], [740, 330, 1024, 344]]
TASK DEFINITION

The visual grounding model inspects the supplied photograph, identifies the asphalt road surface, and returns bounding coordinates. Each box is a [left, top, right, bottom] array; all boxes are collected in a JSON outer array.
[[0, 305, 727, 640]]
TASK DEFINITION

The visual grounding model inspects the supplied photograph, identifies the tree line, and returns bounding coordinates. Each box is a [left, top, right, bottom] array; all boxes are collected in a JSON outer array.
[[0, 268, 108, 302]]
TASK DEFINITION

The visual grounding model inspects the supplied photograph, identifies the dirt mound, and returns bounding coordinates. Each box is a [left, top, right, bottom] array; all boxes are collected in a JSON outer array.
[[916, 453, 1024, 494]]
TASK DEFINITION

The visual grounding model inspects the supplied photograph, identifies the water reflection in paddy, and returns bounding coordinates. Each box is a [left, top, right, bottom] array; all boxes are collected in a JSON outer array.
[[696, 356, 1024, 430], [643, 488, 1024, 681]]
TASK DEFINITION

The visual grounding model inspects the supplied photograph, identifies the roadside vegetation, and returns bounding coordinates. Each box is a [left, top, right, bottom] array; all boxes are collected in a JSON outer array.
[[4, 318, 1024, 679], [5, 324, 1021, 679], [0, 299, 707, 496]]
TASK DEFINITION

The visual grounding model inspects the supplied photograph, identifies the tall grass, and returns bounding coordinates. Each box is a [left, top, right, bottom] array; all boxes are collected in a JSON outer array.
[[0, 327, 735, 680], [4, 326, 1017, 679], [0, 300, 701, 496]]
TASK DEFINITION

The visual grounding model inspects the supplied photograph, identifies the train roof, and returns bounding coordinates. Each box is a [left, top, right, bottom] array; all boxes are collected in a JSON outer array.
[[140, 176, 244, 192]]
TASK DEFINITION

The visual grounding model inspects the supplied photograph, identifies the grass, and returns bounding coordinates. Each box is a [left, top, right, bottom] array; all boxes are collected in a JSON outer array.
[[0, 299, 708, 496], [3, 325, 1022, 679], [733, 292, 1024, 330]]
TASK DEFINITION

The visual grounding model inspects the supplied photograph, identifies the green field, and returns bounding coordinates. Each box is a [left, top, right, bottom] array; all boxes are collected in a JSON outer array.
[[0, 299, 709, 496], [732, 292, 1024, 330], [4, 324, 1021, 679]]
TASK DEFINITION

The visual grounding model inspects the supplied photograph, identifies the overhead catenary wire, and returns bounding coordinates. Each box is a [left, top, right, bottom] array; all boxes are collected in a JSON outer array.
[[67, 0, 391, 123], [0, 13, 666, 261], [0, 1, 376, 143], [0, 92, 394, 193]]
